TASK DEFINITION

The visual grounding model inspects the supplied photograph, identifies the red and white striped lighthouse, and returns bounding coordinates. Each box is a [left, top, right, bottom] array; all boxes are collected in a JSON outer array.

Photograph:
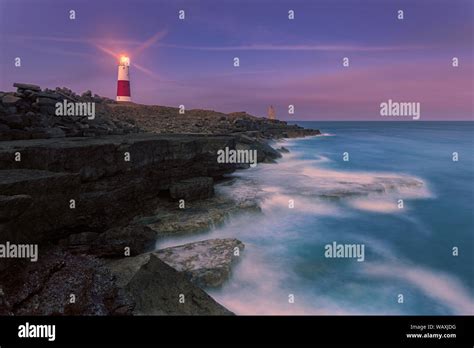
[[116, 55, 131, 102]]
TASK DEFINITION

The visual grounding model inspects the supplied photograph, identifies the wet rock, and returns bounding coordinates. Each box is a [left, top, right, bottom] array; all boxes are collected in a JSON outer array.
[[144, 191, 260, 236], [155, 238, 244, 287], [277, 146, 290, 153], [236, 137, 282, 163]]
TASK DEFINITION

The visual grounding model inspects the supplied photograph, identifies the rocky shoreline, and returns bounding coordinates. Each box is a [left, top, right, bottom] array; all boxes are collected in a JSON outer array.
[[0, 83, 320, 315]]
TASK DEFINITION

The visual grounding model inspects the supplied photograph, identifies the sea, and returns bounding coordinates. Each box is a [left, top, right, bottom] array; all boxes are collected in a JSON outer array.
[[156, 121, 474, 315]]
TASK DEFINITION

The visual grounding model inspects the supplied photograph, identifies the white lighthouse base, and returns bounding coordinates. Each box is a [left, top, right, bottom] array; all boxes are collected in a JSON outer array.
[[116, 96, 132, 102]]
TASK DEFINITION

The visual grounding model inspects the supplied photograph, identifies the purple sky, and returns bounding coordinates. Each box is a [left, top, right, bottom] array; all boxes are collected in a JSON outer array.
[[0, 0, 473, 120]]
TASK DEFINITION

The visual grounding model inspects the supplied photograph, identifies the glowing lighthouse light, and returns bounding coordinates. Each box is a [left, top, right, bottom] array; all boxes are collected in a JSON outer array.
[[116, 55, 131, 102]]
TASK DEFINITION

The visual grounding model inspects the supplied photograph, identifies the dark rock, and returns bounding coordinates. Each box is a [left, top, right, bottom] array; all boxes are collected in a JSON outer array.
[[36, 92, 61, 100], [37, 97, 58, 106], [60, 231, 99, 246], [81, 90, 92, 98], [59, 225, 156, 257], [107, 254, 232, 315], [13, 83, 41, 92], [92, 225, 156, 257], [0, 247, 134, 315], [236, 138, 282, 163], [277, 146, 290, 153], [0, 194, 32, 222], [169, 177, 214, 201], [2, 95, 21, 105], [6, 106, 17, 114], [0, 115, 25, 129], [0, 134, 237, 244], [44, 127, 66, 138]]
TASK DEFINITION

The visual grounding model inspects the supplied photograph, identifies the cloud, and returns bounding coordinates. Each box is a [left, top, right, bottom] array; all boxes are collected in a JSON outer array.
[[11, 33, 167, 48], [159, 43, 429, 52]]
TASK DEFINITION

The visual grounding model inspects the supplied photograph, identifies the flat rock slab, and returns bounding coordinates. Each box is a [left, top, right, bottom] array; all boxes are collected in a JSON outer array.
[[143, 191, 260, 236], [155, 238, 244, 288], [108, 238, 244, 290], [13, 83, 41, 91], [0, 133, 236, 181], [0, 169, 79, 195]]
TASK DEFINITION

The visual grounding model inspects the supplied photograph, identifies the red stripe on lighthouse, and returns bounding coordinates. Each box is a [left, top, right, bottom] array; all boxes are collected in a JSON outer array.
[[117, 80, 130, 97]]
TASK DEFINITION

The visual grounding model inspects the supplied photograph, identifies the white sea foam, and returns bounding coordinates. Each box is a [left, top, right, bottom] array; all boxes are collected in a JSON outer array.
[[155, 136, 447, 315], [348, 198, 399, 213], [363, 263, 474, 315], [260, 192, 342, 216]]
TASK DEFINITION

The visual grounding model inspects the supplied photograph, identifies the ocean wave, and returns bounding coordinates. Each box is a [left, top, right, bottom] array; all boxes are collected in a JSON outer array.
[[239, 152, 432, 214], [159, 135, 450, 315]]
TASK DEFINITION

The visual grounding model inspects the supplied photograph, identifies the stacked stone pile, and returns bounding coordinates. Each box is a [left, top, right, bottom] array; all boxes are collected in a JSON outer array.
[[0, 83, 140, 141]]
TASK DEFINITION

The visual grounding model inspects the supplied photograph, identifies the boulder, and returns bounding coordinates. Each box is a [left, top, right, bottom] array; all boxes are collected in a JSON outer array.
[[81, 90, 92, 98], [13, 83, 41, 92], [0, 247, 134, 315], [155, 238, 245, 287], [107, 254, 232, 315], [1, 95, 21, 105]]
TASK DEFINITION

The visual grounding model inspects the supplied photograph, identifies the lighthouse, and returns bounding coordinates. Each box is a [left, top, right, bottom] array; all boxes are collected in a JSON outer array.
[[116, 55, 131, 102], [267, 105, 276, 120]]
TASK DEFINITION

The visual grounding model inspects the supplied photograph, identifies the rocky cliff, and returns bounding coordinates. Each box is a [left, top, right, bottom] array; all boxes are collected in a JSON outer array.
[[0, 83, 321, 315]]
